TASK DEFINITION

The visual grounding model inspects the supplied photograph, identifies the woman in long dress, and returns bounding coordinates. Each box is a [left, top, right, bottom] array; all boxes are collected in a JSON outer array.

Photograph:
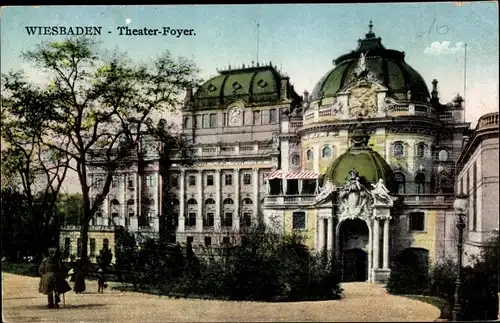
[[38, 248, 71, 308], [73, 258, 87, 294]]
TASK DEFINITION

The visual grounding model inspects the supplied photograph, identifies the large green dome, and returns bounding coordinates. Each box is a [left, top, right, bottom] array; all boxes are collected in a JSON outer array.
[[311, 22, 430, 103], [324, 121, 396, 192]]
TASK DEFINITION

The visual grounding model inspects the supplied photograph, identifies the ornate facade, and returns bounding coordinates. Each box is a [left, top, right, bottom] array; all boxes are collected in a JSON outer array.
[[60, 22, 496, 282]]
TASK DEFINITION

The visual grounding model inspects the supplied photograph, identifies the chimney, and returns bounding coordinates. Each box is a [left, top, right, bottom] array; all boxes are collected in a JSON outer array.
[[431, 79, 439, 99]]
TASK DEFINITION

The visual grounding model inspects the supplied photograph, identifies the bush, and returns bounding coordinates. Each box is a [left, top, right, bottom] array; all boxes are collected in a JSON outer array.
[[428, 258, 457, 303], [387, 248, 430, 295]]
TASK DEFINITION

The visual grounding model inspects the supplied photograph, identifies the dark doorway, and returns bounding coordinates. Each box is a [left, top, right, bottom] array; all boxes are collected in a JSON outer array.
[[343, 248, 368, 282]]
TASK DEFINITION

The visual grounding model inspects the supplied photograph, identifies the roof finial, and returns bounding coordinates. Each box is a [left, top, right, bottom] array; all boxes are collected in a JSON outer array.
[[369, 20, 373, 33]]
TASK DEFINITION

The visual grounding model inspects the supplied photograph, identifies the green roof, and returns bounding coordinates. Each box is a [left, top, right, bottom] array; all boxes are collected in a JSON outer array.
[[311, 23, 430, 103]]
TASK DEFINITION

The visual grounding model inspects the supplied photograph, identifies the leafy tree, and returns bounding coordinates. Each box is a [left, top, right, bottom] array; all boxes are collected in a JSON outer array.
[[57, 193, 84, 225], [97, 246, 113, 270], [2, 37, 200, 269]]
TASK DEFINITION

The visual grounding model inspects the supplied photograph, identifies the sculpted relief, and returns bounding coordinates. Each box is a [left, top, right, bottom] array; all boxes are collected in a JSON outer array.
[[348, 85, 378, 118]]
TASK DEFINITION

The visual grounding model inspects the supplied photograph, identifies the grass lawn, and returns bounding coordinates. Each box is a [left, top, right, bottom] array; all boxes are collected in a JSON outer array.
[[1, 261, 39, 277], [402, 295, 451, 319]]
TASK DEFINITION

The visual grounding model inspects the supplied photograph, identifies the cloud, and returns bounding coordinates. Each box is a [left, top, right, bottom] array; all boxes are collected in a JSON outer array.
[[424, 41, 465, 55]]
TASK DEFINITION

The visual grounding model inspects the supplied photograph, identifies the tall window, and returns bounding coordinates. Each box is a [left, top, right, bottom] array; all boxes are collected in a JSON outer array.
[[188, 175, 196, 186], [242, 212, 252, 227], [253, 111, 261, 125], [416, 142, 425, 159], [261, 110, 269, 124], [204, 213, 214, 227], [394, 172, 406, 194], [103, 238, 109, 250], [292, 211, 306, 230], [204, 237, 212, 247], [291, 154, 300, 166], [64, 238, 71, 257], [187, 213, 196, 227], [415, 173, 425, 194], [223, 212, 233, 227], [209, 113, 217, 128], [202, 114, 210, 128], [472, 163, 477, 231], [269, 109, 277, 123], [225, 174, 233, 186], [306, 149, 313, 161], [183, 116, 192, 129], [146, 174, 155, 187], [90, 238, 96, 257], [127, 175, 135, 189], [393, 142, 405, 158], [243, 174, 252, 185], [206, 174, 214, 186], [171, 176, 179, 188], [111, 177, 118, 188], [409, 212, 425, 231]]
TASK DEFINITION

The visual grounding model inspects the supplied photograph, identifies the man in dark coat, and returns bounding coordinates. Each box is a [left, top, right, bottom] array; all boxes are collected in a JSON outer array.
[[39, 248, 71, 309], [73, 258, 87, 293]]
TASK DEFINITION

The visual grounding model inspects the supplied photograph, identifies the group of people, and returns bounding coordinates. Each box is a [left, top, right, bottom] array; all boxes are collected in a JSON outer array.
[[38, 248, 107, 309]]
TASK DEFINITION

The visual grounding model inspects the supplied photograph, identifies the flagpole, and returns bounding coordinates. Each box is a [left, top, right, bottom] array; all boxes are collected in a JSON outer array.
[[256, 22, 260, 64], [463, 43, 467, 123]]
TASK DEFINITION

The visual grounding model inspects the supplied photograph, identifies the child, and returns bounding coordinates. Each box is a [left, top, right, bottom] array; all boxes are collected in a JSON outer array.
[[97, 268, 107, 293]]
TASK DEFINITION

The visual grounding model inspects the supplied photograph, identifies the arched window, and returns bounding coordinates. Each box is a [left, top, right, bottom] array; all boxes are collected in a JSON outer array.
[[321, 146, 332, 159], [394, 172, 406, 195], [415, 173, 426, 194], [127, 199, 134, 206], [306, 149, 313, 161], [171, 198, 180, 206], [416, 142, 425, 159], [111, 199, 120, 206], [205, 198, 216, 205], [393, 142, 405, 158], [242, 198, 253, 205], [187, 198, 198, 205], [291, 154, 300, 166], [223, 198, 234, 205]]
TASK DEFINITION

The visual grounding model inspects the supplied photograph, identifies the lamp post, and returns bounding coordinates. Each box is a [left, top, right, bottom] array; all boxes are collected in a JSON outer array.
[[452, 194, 469, 321]]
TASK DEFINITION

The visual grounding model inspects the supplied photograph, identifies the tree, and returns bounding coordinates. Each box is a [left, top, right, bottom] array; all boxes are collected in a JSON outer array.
[[57, 193, 84, 226], [2, 37, 200, 268]]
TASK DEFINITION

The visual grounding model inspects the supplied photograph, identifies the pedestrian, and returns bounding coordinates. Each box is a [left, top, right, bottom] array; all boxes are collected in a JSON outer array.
[[73, 258, 87, 294], [97, 268, 107, 293], [38, 248, 71, 309]]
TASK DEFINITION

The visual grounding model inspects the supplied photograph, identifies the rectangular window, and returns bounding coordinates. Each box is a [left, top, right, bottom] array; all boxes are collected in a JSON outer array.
[[103, 238, 109, 250], [223, 212, 233, 227], [187, 213, 196, 227], [146, 174, 155, 187], [64, 238, 71, 257], [204, 237, 212, 247], [127, 175, 135, 189], [204, 213, 214, 227], [222, 237, 230, 246], [183, 116, 192, 129], [188, 175, 196, 186], [409, 212, 425, 231], [77, 238, 82, 258], [292, 211, 306, 230], [243, 173, 252, 185], [171, 176, 179, 188], [196, 115, 202, 129], [202, 114, 210, 128], [269, 109, 277, 123], [172, 212, 179, 227], [209, 113, 217, 128], [206, 175, 214, 186], [253, 111, 261, 125], [89, 238, 96, 257], [262, 110, 269, 124], [225, 174, 233, 186], [187, 236, 194, 245], [242, 213, 252, 227], [111, 177, 118, 188]]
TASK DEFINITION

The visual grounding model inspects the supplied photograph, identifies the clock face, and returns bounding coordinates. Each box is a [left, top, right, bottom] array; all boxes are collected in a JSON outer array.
[[228, 107, 242, 126]]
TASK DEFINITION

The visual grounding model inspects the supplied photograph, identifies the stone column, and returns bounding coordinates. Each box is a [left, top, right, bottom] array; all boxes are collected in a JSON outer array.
[[215, 169, 221, 230], [318, 216, 325, 251], [367, 220, 373, 282], [234, 168, 240, 232], [383, 217, 390, 269], [373, 218, 380, 269], [327, 217, 333, 251], [196, 170, 203, 232], [177, 170, 185, 233], [252, 168, 259, 223]]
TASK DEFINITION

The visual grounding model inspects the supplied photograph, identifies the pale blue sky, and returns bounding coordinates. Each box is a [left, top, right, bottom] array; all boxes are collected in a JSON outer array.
[[2, 3, 498, 126]]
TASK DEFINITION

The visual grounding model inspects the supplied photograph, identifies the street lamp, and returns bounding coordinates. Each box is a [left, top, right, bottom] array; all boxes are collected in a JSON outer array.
[[452, 193, 469, 321]]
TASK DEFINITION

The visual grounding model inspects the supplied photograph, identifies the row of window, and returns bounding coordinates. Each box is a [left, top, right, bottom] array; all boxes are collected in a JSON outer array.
[[93, 174, 156, 189], [181, 212, 253, 228], [186, 236, 231, 247], [183, 108, 284, 129], [302, 146, 334, 163], [171, 173, 254, 187], [64, 238, 109, 258], [394, 172, 426, 194], [183, 197, 253, 205]]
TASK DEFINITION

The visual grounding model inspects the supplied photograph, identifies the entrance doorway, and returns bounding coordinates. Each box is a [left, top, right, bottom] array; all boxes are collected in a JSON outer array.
[[339, 219, 369, 282]]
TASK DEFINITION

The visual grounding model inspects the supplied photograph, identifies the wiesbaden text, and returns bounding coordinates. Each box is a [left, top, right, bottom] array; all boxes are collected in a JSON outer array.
[[25, 26, 103, 36]]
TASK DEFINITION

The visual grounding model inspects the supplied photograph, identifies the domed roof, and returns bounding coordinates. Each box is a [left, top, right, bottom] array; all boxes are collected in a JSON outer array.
[[191, 63, 300, 109], [323, 120, 396, 192], [311, 21, 430, 103]]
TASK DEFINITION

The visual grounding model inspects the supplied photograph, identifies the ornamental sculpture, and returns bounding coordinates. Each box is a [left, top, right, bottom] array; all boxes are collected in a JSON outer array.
[[348, 85, 378, 118], [337, 168, 374, 220], [370, 178, 394, 205], [315, 179, 336, 204]]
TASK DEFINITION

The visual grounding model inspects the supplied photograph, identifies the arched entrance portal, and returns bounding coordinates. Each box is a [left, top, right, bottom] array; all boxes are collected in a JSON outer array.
[[339, 219, 369, 282]]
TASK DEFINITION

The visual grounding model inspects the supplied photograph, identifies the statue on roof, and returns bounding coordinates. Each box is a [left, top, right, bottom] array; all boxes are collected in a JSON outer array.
[[370, 178, 393, 205], [358, 52, 367, 72]]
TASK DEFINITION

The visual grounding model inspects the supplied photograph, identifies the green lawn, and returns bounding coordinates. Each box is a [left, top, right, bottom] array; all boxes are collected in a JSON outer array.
[[1, 261, 39, 277], [403, 295, 451, 319]]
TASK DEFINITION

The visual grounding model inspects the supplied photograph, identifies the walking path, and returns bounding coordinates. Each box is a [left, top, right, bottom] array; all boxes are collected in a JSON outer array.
[[2, 272, 440, 322]]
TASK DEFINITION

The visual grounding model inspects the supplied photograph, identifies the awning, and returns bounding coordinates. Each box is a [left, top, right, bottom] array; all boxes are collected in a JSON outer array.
[[266, 170, 319, 180]]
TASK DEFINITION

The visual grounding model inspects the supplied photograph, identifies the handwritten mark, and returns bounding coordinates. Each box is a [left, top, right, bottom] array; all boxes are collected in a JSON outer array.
[[418, 18, 449, 38]]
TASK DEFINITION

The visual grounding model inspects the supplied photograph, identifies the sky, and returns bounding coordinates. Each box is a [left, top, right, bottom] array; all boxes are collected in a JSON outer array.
[[1, 3, 498, 193]]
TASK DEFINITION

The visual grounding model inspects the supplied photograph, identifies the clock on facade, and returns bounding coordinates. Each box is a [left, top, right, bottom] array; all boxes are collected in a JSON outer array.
[[228, 106, 242, 126]]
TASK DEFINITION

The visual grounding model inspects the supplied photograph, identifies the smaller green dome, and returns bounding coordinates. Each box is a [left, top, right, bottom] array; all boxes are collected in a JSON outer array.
[[324, 121, 396, 192]]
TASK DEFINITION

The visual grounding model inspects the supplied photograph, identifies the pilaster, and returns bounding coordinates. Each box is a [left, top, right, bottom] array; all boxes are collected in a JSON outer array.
[[234, 168, 240, 232], [196, 170, 203, 232], [252, 168, 259, 223], [177, 169, 185, 233], [215, 169, 221, 230]]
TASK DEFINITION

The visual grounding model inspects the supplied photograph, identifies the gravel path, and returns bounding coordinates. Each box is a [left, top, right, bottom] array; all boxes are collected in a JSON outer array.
[[2, 272, 440, 322]]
